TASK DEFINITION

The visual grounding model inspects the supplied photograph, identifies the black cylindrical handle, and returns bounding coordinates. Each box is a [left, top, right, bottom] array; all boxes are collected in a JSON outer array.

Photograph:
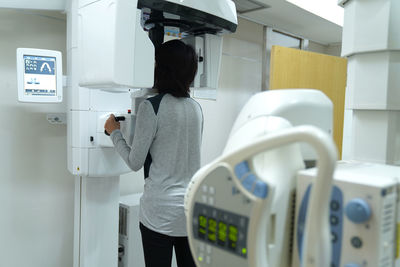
[[115, 116, 126, 122]]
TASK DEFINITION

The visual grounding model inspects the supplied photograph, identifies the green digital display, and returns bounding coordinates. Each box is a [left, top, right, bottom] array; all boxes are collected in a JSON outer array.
[[198, 215, 207, 239], [194, 203, 248, 258], [218, 222, 227, 245], [228, 225, 238, 250], [208, 218, 217, 242], [197, 215, 240, 251]]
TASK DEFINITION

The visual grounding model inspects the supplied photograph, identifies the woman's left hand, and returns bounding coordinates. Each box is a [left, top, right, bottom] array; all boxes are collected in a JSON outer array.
[[104, 114, 120, 135]]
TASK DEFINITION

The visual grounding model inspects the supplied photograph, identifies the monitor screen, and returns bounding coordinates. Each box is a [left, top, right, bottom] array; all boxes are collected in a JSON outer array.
[[23, 55, 57, 97]]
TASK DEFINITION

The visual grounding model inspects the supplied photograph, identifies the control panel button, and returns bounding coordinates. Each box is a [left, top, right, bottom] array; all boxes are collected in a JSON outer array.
[[351, 236, 363, 249], [330, 215, 339, 225], [209, 186, 215, 195], [199, 243, 205, 251], [331, 232, 338, 243], [234, 161, 250, 179], [242, 174, 256, 191], [198, 253, 204, 263], [202, 185, 208, 193], [345, 198, 371, 224], [253, 180, 268, 198], [330, 200, 340, 211]]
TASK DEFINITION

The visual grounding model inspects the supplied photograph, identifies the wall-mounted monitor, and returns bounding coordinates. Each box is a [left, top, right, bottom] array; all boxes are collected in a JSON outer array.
[[17, 48, 63, 103]]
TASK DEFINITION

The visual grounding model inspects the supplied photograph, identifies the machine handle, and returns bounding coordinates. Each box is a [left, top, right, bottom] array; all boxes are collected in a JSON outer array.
[[104, 116, 126, 136]]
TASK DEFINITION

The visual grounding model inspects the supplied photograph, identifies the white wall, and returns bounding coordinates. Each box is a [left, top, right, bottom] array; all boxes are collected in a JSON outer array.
[[0, 10, 74, 267], [198, 18, 264, 164], [308, 40, 342, 57], [325, 43, 342, 57]]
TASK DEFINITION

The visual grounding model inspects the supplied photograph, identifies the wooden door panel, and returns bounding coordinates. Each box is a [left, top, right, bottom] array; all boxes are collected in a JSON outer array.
[[270, 45, 347, 158]]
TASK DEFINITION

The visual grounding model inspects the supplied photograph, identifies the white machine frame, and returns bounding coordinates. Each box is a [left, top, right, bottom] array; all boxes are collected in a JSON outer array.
[[293, 160, 399, 267], [16, 48, 63, 103], [65, 1, 238, 267], [185, 125, 338, 267]]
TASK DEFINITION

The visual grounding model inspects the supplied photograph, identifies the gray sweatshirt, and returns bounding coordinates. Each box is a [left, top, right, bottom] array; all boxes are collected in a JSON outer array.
[[111, 93, 203, 236]]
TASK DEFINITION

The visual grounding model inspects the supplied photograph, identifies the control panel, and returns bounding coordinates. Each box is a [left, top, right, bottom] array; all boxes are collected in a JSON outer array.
[[296, 185, 344, 267], [186, 165, 260, 267], [292, 161, 399, 267], [192, 203, 249, 260], [17, 48, 63, 103]]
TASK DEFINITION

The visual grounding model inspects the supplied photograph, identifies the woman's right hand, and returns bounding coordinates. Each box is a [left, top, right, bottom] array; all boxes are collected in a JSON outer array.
[[104, 114, 120, 135]]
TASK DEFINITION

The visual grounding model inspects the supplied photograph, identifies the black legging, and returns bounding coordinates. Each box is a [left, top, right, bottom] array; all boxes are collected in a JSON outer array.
[[139, 223, 197, 267]]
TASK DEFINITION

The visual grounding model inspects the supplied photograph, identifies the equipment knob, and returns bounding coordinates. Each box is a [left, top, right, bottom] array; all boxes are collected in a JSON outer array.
[[344, 264, 361, 267], [345, 198, 371, 224]]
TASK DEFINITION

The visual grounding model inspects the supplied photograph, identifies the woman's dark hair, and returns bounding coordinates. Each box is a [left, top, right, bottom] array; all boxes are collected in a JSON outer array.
[[154, 40, 198, 97]]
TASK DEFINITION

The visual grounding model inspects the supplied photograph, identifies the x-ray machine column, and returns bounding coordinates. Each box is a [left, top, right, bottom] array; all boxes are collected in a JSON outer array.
[[66, 0, 154, 267]]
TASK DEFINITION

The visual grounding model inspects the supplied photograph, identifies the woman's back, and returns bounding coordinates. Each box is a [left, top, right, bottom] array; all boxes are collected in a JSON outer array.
[[138, 93, 203, 236]]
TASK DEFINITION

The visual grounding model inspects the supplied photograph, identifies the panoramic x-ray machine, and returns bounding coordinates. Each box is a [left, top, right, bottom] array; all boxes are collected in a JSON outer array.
[[65, 1, 237, 267]]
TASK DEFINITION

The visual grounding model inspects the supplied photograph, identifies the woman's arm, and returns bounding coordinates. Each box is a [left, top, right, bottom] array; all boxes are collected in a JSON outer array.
[[110, 100, 157, 171]]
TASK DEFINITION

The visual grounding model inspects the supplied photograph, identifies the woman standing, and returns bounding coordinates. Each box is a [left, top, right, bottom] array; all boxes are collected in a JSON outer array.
[[105, 40, 202, 267]]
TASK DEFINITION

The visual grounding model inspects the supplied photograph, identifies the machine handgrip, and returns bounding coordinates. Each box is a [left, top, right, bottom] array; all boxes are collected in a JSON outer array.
[[115, 116, 126, 121], [104, 116, 126, 136]]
